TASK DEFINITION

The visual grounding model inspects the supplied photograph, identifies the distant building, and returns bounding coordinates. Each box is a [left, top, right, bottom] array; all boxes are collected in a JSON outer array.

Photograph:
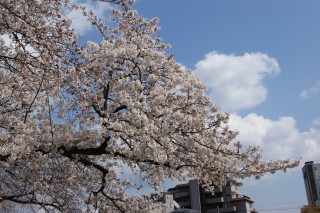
[[167, 179, 258, 213], [150, 194, 175, 213], [171, 209, 199, 213], [302, 161, 320, 207]]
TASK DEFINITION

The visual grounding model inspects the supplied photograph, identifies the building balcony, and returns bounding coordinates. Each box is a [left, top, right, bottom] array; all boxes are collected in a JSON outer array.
[[207, 206, 237, 213], [214, 187, 223, 193], [174, 191, 190, 198], [178, 200, 191, 207], [206, 197, 224, 204]]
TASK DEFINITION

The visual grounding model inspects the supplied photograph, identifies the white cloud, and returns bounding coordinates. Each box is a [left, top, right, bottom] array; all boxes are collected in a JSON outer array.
[[229, 113, 320, 163], [299, 81, 320, 100], [194, 52, 280, 111], [227, 113, 320, 194], [0, 34, 12, 46], [67, 0, 112, 35], [0, 34, 40, 57], [311, 117, 320, 126], [299, 90, 309, 100]]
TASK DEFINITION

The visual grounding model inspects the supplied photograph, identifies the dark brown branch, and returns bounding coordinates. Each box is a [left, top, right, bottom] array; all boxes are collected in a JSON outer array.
[[77, 157, 109, 175], [103, 83, 109, 110], [0, 154, 10, 162], [35, 146, 51, 155], [92, 104, 105, 118], [0, 195, 62, 212], [56, 139, 193, 172], [113, 105, 127, 113], [57, 136, 110, 156], [23, 71, 45, 123], [101, 191, 126, 213]]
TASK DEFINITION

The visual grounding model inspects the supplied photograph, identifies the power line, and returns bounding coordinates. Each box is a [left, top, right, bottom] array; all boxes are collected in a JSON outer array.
[[257, 206, 301, 212]]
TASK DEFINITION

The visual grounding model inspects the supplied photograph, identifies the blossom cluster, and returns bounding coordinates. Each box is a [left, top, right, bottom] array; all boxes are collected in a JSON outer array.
[[0, 0, 299, 212]]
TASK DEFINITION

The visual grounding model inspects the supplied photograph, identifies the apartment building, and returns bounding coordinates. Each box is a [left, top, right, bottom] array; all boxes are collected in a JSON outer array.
[[302, 161, 320, 207], [167, 179, 258, 213], [151, 194, 175, 213]]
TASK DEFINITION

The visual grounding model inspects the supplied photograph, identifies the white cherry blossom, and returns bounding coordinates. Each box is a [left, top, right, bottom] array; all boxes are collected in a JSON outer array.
[[0, 0, 299, 212]]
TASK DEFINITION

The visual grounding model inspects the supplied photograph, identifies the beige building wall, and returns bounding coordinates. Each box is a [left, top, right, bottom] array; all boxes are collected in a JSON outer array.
[[151, 194, 174, 213]]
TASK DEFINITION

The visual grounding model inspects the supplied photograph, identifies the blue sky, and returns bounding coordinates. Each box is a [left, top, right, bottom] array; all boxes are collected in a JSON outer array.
[[132, 1, 320, 212], [134, 0, 320, 128], [67, 0, 320, 212]]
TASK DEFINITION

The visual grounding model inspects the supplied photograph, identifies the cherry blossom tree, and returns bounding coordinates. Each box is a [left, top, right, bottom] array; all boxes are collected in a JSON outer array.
[[0, 0, 299, 212]]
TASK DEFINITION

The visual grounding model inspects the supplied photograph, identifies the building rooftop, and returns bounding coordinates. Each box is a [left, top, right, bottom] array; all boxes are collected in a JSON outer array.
[[231, 196, 254, 203]]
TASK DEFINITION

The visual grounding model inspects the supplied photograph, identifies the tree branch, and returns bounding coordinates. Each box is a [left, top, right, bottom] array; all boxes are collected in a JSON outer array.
[[0, 154, 10, 162], [113, 105, 127, 113], [0, 195, 63, 213]]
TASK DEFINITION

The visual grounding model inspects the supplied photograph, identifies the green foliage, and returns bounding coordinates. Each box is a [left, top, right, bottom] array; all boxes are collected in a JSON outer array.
[[301, 205, 320, 213]]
